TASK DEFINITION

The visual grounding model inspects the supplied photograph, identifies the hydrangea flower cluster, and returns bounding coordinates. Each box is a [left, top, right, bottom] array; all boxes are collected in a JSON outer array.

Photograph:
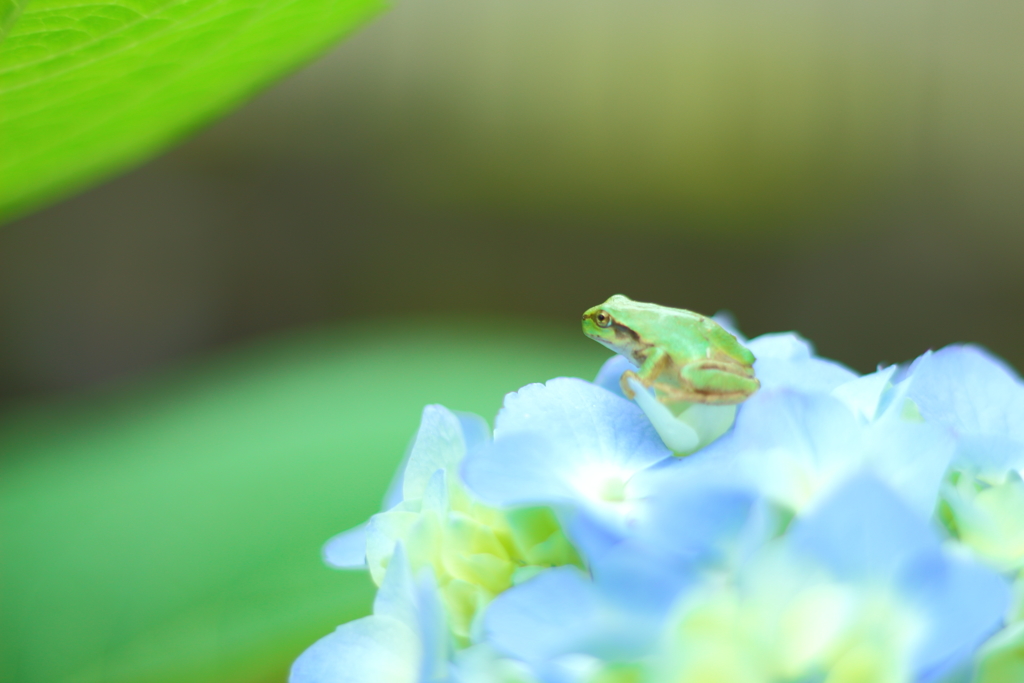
[[291, 327, 1024, 683]]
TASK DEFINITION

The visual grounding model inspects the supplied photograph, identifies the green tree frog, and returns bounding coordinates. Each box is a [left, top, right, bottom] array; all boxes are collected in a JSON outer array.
[[582, 295, 760, 407]]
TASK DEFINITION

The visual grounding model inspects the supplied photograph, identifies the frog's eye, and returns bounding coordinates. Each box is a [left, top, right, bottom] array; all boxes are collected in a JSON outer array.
[[594, 311, 613, 328]]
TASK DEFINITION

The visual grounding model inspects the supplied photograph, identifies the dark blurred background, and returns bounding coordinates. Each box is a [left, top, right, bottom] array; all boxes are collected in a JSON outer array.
[[2, 0, 1022, 402], [1, 1, 1023, 682]]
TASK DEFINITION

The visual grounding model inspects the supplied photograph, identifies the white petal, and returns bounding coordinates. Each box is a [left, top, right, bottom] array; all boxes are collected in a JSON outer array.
[[402, 405, 466, 502]]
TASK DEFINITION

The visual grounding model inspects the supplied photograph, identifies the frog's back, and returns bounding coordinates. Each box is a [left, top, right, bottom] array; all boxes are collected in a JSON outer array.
[[650, 306, 754, 365], [700, 318, 756, 364]]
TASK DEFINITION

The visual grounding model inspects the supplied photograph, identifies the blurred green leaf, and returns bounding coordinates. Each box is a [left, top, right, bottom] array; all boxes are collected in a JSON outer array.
[[0, 0, 384, 224], [0, 317, 608, 683]]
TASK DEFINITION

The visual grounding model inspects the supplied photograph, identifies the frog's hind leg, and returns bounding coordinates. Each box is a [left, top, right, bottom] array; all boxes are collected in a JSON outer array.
[[664, 361, 761, 405]]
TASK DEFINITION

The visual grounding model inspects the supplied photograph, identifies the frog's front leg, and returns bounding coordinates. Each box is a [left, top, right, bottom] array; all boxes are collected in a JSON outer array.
[[620, 347, 669, 399]]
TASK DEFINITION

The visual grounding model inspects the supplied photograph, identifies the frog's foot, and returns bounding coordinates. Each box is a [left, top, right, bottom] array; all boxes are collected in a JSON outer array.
[[620, 370, 650, 399]]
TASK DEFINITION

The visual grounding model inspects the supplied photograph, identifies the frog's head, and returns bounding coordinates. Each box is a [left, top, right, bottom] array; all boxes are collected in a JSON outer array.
[[582, 295, 640, 354]]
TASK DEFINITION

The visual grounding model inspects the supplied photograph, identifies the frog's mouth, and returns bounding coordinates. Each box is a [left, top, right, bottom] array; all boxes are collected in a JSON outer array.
[[586, 324, 638, 354], [589, 335, 620, 353]]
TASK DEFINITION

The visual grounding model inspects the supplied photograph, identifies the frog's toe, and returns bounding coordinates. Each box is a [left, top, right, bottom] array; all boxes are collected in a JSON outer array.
[[619, 370, 641, 399]]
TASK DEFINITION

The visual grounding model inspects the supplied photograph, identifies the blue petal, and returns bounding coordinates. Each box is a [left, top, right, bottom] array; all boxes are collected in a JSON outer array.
[[289, 615, 420, 683], [861, 414, 955, 519], [747, 331, 817, 360], [374, 546, 451, 682], [831, 365, 898, 422], [383, 443, 415, 511], [588, 540, 695, 617], [748, 332, 858, 394], [414, 567, 450, 682], [402, 405, 468, 502], [456, 410, 492, 455], [561, 509, 624, 562], [786, 473, 938, 582], [485, 567, 599, 665], [365, 510, 418, 585], [462, 432, 582, 508], [323, 522, 368, 569], [383, 410, 489, 511], [638, 475, 758, 564], [494, 378, 670, 473], [898, 549, 1009, 675], [906, 345, 1024, 441], [484, 567, 661, 667], [953, 434, 1024, 477], [373, 544, 419, 630], [593, 355, 636, 399], [683, 389, 950, 517], [462, 380, 670, 528], [728, 389, 862, 455]]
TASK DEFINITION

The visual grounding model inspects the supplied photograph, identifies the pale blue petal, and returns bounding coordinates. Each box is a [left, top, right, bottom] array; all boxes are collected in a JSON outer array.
[[289, 615, 420, 683], [897, 549, 1009, 675], [831, 365, 898, 422], [450, 645, 539, 683], [638, 477, 758, 564], [421, 469, 448, 514], [403, 405, 467, 502], [368, 547, 451, 682], [383, 444, 414, 511], [562, 510, 623, 563], [463, 419, 667, 544], [749, 332, 858, 394], [786, 473, 937, 582], [485, 568, 599, 665], [456, 411, 492, 455], [382, 410, 487, 512], [373, 544, 418, 631], [484, 567, 659, 667], [862, 416, 955, 519], [542, 655, 605, 683], [754, 356, 859, 395], [626, 461, 777, 569], [711, 389, 952, 517], [323, 523, 368, 569], [593, 355, 636, 399], [733, 497, 794, 567], [728, 389, 863, 466], [747, 332, 816, 360], [906, 345, 1024, 441], [953, 434, 1024, 478], [463, 380, 670, 536], [494, 378, 670, 473], [588, 540, 695, 616], [414, 567, 450, 683], [365, 510, 419, 584], [462, 433, 581, 508]]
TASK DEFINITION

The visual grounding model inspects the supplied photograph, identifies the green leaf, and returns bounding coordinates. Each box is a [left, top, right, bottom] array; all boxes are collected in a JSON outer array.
[[0, 0, 384, 224], [0, 0, 28, 42], [0, 317, 608, 683]]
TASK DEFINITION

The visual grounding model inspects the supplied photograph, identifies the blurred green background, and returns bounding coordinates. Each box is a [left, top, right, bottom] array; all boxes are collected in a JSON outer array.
[[1, 0, 1023, 681]]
